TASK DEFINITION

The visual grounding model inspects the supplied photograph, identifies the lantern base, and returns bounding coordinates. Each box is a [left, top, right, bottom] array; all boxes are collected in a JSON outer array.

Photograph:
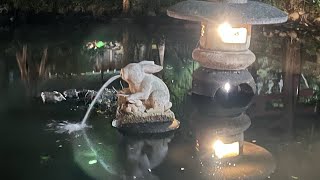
[[192, 67, 256, 98], [201, 142, 276, 180]]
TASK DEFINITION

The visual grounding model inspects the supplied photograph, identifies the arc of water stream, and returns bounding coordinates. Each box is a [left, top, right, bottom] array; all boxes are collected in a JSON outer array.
[[50, 75, 120, 134], [81, 74, 120, 125]]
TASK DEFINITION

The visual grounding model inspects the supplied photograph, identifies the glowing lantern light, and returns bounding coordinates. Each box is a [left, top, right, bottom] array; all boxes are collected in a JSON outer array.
[[223, 82, 231, 93], [217, 22, 247, 44], [213, 140, 240, 159]]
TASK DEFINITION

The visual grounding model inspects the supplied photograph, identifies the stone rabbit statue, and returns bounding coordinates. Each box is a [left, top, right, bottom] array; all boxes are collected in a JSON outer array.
[[118, 61, 172, 114]]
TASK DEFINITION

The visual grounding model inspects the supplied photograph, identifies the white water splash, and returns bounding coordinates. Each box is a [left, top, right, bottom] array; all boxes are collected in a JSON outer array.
[[47, 120, 91, 134], [47, 75, 120, 134]]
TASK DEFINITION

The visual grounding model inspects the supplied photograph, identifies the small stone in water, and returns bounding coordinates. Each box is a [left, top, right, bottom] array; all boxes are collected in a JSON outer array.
[[148, 169, 151, 172], [181, 168, 185, 171], [291, 176, 298, 179], [58, 145, 62, 148]]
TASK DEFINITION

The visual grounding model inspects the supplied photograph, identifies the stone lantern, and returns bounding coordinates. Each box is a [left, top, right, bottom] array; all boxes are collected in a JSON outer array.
[[168, 0, 287, 179], [167, 0, 287, 97]]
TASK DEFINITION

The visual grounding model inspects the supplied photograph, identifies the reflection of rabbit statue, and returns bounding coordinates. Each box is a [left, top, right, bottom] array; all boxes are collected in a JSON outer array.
[[120, 61, 172, 113], [123, 135, 173, 179]]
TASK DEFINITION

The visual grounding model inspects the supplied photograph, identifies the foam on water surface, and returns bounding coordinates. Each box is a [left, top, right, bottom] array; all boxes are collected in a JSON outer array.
[[47, 120, 92, 134]]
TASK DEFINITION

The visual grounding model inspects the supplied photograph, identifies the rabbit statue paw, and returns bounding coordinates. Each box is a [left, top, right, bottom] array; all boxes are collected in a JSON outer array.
[[125, 99, 146, 114]]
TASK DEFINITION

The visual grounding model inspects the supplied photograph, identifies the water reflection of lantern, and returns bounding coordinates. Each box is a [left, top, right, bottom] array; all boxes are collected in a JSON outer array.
[[189, 91, 278, 179], [168, 0, 287, 179], [213, 140, 239, 159], [190, 100, 251, 162]]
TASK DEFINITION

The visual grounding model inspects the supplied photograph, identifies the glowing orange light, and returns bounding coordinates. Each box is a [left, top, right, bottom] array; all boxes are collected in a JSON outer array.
[[201, 24, 205, 37], [217, 23, 247, 44], [213, 140, 240, 159]]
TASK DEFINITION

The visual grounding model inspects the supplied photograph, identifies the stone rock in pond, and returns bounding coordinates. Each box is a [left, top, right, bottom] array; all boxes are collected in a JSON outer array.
[[63, 89, 79, 99], [78, 88, 117, 106], [41, 91, 66, 103], [96, 88, 117, 105]]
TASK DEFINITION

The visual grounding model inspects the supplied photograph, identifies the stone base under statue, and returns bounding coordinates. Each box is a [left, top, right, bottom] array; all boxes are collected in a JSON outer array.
[[112, 110, 180, 134]]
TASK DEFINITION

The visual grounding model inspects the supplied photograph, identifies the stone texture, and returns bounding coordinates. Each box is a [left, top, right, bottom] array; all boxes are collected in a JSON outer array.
[[115, 110, 175, 125], [225, 0, 247, 3], [193, 113, 251, 136], [192, 68, 256, 98], [191, 93, 254, 117], [167, 0, 288, 25], [114, 118, 180, 134], [192, 48, 256, 70]]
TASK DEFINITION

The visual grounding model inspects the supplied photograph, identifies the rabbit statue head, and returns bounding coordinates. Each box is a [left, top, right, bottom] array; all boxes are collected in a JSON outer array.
[[120, 61, 163, 91]]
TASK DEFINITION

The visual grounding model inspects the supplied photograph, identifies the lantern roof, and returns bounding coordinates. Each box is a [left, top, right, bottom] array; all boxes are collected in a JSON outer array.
[[167, 0, 288, 25]]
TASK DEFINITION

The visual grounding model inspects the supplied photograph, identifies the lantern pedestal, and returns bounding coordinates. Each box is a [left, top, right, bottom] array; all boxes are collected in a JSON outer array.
[[192, 68, 256, 98]]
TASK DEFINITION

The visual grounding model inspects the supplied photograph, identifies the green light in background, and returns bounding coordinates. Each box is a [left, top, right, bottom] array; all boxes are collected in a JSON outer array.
[[88, 159, 98, 165], [96, 41, 105, 48]]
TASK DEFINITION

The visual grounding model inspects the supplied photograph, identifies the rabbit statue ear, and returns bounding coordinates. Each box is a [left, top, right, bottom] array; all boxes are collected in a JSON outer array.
[[141, 63, 163, 74]]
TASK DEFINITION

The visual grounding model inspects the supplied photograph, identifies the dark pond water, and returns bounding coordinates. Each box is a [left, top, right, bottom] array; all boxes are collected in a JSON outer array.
[[1, 17, 320, 180]]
